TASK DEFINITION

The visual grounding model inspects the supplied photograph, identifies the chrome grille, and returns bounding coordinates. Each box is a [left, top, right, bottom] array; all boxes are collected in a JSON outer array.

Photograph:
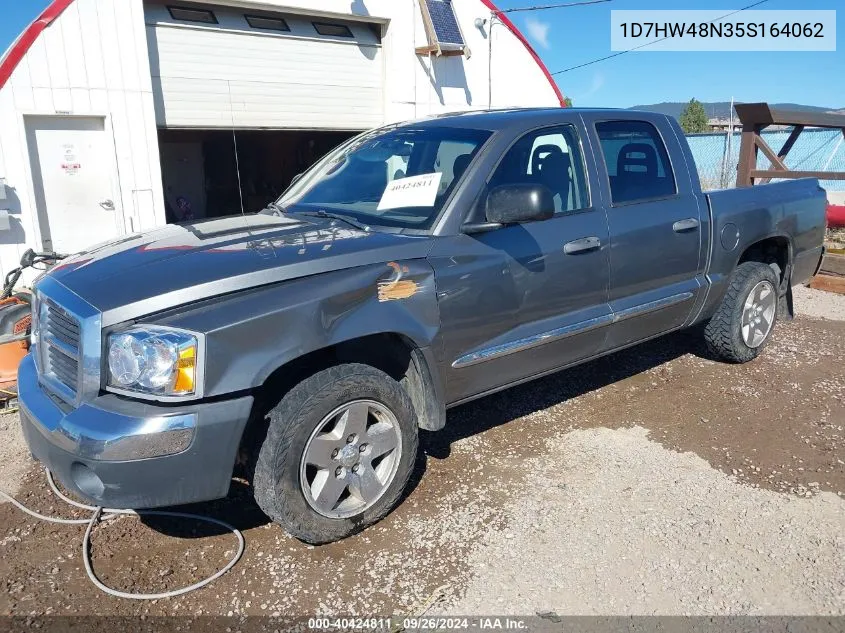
[[42, 298, 81, 398]]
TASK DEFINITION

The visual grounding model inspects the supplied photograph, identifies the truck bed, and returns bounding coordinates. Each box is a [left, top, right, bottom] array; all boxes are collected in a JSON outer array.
[[694, 178, 827, 323]]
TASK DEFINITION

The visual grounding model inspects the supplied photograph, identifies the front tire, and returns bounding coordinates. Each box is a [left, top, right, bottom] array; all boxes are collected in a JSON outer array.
[[252, 363, 418, 544], [704, 261, 780, 363]]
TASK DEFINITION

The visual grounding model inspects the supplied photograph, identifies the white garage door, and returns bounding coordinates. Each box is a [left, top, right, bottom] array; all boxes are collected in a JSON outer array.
[[145, 4, 384, 130]]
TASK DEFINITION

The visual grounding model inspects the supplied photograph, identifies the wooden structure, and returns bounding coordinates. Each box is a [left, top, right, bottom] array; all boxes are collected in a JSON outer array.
[[810, 250, 845, 295], [735, 103, 845, 187]]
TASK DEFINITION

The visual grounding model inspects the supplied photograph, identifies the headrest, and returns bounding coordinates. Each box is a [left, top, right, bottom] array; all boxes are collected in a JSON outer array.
[[539, 151, 571, 179], [531, 144, 564, 175], [453, 154, 472, 181], [617, 143, 657, 176]]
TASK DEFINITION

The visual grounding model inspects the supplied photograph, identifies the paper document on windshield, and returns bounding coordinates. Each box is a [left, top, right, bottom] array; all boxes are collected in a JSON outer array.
[[377, 172, 442, 211]]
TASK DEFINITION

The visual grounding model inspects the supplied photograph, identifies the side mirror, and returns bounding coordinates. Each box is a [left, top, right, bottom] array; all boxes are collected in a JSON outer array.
[[485, 184, 555, 225]]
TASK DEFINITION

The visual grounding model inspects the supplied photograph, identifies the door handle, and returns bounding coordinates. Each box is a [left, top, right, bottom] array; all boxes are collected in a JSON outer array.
[[673, 218, 699, 233], [99, 199, 115, 211], [564, 236, 601, 255]]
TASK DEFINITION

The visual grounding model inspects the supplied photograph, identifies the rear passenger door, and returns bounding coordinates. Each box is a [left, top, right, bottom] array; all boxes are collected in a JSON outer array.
[[588, 118, 705, 348]]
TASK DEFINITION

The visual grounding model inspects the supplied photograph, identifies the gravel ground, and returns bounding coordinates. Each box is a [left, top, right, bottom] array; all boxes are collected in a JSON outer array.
[[447, 426, 845, 615], [793, 285, 845, 320], [1, 286, 843, 616], [0, 408, 27, 499]]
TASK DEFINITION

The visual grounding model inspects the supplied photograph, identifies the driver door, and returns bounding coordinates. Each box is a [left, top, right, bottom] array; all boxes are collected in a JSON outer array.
[[432, 124, 613, 403]]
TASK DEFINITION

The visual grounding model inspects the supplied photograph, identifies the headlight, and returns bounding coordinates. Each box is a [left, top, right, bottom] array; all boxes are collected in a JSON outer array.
[[107, 327, 200, 397]]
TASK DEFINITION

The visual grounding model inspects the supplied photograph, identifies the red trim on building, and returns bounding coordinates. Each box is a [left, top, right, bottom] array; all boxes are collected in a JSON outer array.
[[0, 0, 566, 105], [478, 0, 567, 107], [0, 0, 75, 90]]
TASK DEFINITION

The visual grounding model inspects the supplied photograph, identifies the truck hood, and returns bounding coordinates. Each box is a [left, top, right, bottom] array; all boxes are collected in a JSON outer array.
[[44, 214, 434, 326]]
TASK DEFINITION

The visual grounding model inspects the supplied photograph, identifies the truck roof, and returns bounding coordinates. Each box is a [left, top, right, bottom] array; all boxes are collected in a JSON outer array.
[[401, 107, 668, 131]]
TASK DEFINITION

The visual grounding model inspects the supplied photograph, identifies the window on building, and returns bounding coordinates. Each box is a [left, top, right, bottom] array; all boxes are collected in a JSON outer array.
[[245, 15, 290, 31], [417, 0, 467, 56], [167, 6, 217, 24], [313, 22, 354, 37], [595, 120, 677, 204], [489, 125, 590, 214]]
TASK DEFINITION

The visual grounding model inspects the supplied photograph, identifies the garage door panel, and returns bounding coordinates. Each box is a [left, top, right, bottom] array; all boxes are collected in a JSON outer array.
[[156, 77, 383, 108], [156, 77, 383, 129], [147, 14, 384, 130], [151, 28, 381, 86]]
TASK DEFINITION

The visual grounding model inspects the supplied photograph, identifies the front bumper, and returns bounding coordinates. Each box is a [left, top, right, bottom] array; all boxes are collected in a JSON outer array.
[[18, 354, 254, 509]]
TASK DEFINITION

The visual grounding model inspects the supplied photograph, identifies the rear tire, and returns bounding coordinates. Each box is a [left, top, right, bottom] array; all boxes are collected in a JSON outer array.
[[252, 363, 418, 544], [704, 261, 780, 363]]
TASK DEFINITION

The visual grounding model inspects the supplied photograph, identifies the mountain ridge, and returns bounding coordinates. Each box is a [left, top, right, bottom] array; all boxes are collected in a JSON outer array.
[[628, 101, 845, 120]]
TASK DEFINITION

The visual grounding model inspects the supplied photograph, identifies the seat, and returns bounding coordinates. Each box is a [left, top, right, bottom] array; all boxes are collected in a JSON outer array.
[[615, 143, 659, 201], [538, 151, 572, 212], [452, 153, 472, 182]]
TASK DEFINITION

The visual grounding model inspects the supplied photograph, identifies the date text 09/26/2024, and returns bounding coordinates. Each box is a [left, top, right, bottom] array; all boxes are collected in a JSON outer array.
[[307, 617, 528, 630]]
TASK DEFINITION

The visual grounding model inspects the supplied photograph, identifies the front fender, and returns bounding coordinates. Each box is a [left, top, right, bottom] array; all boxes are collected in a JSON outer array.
[[150, 260, 440, 397]]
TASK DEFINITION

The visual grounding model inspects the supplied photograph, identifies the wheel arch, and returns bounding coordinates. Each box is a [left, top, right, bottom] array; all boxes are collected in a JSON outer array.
[[238, 332, 446, 472], [737, 233, 793, 291], [693, 231, 796, 326]]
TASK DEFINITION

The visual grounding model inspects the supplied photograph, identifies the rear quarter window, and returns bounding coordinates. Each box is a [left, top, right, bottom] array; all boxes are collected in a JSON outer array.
[[595, 120, 677, 204]]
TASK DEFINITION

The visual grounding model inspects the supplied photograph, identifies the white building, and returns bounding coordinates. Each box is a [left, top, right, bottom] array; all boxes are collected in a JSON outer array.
[[0, 0, 564, 277]]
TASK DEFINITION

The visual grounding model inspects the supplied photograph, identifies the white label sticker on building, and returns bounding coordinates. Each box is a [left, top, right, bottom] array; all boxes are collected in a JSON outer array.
[[61, 144, 81, 175], [377, 172, 442, 211]]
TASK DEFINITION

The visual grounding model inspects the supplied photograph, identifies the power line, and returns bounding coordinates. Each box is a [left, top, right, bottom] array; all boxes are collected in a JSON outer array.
[[495, 0, 612, 14], [487, 0, 613, 106], [551, 0, 772, 75]]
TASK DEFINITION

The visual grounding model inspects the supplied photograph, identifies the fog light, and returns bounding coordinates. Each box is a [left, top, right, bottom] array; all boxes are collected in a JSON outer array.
[[70, 462, 105, 499]]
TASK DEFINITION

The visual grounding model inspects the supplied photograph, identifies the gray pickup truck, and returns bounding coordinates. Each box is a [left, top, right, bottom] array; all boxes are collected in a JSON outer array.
[[20, 108, 825, 544]]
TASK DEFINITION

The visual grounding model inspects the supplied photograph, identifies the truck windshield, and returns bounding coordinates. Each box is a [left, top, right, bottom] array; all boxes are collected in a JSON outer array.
[[274, 126, 492, 230]]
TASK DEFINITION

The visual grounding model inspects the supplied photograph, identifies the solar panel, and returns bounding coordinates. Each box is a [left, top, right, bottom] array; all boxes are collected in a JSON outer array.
[[424, 0, 465, 47]]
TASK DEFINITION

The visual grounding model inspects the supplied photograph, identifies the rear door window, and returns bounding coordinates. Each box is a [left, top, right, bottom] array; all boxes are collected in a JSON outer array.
[[595, 121, 676, 204]]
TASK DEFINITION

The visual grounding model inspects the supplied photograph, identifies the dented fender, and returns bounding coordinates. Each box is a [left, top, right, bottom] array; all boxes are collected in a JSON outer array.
[[149, 260, 441, 398]]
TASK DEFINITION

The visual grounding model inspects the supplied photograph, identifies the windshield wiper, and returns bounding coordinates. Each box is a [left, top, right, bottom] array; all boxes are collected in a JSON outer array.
[[259, 201, 287, 217], [295, 210, 370, 232]]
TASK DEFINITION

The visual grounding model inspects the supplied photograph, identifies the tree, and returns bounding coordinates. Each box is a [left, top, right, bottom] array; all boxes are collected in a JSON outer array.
[[562, 96, 573, 108], [679, 98, 709, 133]]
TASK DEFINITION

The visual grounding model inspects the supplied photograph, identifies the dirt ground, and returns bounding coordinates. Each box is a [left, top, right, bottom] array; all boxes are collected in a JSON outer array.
[[1, 287, 844, 617]]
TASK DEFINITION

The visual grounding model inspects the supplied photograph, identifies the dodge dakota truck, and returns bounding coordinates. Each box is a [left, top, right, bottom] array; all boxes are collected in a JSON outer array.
[[20, 108, 826, 544]]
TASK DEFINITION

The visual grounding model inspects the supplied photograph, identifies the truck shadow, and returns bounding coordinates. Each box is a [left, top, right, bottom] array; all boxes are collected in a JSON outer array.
[[143, 327, 712, 539], [420, 326, 711, 462], [138, 478, 270, 537]]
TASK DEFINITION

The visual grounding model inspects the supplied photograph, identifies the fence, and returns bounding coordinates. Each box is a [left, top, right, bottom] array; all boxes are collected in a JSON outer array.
[[686, 127, 845, 192]]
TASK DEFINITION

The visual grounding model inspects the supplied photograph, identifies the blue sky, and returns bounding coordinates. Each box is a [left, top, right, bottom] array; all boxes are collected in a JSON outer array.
[[499, 0, 844, 108], [2, 0, 842, 109], [0, 0, 50, 58]]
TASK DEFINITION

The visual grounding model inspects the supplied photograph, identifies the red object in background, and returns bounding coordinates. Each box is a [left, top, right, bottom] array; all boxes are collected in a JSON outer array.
[[828, 204, 845, 228], [479, 0, 567, 107], [5, 0, 571, 105]]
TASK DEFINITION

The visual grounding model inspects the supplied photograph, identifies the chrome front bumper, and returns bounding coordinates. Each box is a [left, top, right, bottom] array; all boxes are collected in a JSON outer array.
[[19, 354, 195, 461], [18, 354, 254, 509]]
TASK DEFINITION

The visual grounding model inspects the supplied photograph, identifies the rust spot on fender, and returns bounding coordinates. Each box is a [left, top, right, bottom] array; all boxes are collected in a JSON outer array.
[[378, 261, 420, 301]]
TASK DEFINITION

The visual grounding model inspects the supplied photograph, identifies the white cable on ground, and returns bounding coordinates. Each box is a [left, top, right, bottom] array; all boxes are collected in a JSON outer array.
[[0, 468, 245, 600]]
